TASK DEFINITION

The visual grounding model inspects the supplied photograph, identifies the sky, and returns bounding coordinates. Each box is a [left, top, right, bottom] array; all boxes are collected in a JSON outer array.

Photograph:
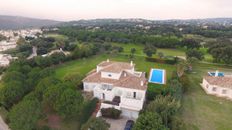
[[0, 0, 232, 21]]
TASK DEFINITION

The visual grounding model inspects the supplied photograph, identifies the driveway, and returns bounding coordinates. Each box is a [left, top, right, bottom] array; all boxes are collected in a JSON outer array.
[[104, 117, 133, 130]]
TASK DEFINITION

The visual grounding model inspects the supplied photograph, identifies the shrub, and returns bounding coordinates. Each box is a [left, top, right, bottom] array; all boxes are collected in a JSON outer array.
[[81, 117, 110, 130], [179, 74, 190, 92], [101, 108, 121, 119], [80, 98, 99, 125]]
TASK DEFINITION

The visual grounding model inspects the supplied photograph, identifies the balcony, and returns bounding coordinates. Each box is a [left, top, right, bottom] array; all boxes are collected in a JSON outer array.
[[103, 96, 121, 106], [120, 96, 144, 111]]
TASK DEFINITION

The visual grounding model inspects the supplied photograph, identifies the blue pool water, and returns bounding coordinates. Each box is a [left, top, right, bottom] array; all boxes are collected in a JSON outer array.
[[149, 69, 164, 84]]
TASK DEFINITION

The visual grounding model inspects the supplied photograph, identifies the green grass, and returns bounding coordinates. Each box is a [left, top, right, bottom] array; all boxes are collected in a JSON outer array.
[[181, 64, 232, 130], [55, 54, 175, 80], [45, 34, 68, 41], [112, 43, 186, 57]]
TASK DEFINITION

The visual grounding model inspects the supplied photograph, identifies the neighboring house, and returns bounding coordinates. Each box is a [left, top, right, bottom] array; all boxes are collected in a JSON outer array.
[[82, 60, 147, 119], [202, 71, 232, 100], [0, 54, 16, 67]]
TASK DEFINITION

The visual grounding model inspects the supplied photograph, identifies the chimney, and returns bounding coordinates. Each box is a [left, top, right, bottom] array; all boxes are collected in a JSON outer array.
[[140, 80, 144, 86], [130, 61, 133, 66], [124, 72, 127, 77], [107, 59, 110, 62]]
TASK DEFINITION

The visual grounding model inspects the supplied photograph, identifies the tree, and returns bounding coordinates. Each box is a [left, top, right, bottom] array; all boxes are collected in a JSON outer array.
[[143, 44, 157, 57], [133, 112, 168, 130], [166, 79, 183, 100], [131, 48, 136, 54], [208, 40, 232, 64], [158, 52, 164, 59], [186, 49, 204, 61], [64, 72, 84, 89], [43, 82, 83, 118], [16, 37, 26, 45], [55, 89, 83, 118], [182, 38, 201, 49], [0, 81, 25, 109], [50, 52, 66, 64], [176, 61, 187, 78], [81, 117, 110, 130], [8, 94, 42, 130], [146, 95, 180, 126]]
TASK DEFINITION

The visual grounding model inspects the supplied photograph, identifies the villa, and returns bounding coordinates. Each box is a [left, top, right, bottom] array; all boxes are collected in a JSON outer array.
[[202, 71, 232, 100], [82, 60, 147, 119]]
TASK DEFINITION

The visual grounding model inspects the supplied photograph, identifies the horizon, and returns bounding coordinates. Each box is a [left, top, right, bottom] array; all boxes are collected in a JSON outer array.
[[1, 0, 232, 21], [1, 14, 232, 22]]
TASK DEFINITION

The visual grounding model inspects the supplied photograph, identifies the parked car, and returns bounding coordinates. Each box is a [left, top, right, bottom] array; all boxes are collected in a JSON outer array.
[[124, 120, 134, 130]]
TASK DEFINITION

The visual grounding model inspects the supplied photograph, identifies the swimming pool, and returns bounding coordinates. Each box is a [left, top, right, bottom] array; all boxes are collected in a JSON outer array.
[[208, 72, 224, 77], [149, 69, 165, 84]]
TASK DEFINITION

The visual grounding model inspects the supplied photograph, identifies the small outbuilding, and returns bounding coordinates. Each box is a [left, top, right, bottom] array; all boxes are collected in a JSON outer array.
[[202, 71, 232, 100]]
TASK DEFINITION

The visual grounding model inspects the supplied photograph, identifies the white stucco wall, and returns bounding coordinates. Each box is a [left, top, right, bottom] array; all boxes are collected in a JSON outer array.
[[83, 82, 98, 92], [202, 79, 232, 100]]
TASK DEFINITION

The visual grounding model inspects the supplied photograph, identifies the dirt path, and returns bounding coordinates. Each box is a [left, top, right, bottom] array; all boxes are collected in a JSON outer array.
[[0, 116, 9, 130]]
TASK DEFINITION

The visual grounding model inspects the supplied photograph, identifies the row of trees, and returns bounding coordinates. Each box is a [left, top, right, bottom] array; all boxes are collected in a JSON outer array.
[[207, 39, 232, 64], [59, 27, 182, 48]]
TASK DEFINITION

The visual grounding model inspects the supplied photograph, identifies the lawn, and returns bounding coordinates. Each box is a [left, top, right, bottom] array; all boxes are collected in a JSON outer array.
[[112, 43, 186, 57], [54, 54, 175, 81], [181, 64, 232, 130], [45, 33, 68, 41]]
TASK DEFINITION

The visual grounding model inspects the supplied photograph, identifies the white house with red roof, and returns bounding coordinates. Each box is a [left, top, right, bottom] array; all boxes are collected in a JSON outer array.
[[82, 59, 147, 119], [202, 71, 232, 100]]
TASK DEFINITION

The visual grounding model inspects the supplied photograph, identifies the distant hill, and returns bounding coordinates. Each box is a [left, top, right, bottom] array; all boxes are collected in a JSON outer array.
[[62, 18, 232, 27], [0, 15, 61, 30]]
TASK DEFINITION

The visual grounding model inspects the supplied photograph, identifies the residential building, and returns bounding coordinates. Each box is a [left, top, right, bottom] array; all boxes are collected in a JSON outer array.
[[82, 60, 147, 119], [202, 71, 232, 100]]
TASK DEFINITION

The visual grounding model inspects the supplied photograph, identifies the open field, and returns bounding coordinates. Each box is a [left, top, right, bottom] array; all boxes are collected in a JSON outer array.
[[112, 43, 186, 57], [55, 54, 175, 81], [45, 33, 69, 40], [112, 43, 214, 62], [181, 64, 232, 130]]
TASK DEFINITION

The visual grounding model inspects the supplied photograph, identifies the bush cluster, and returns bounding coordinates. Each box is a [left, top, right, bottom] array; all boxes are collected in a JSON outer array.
[[101, 108, 121, 119]]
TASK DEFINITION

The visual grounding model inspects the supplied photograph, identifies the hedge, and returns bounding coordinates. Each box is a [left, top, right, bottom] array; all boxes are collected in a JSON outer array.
[[101, 108, 121, 119]]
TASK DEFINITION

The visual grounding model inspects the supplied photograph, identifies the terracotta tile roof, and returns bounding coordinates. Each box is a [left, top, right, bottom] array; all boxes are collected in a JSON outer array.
[[114, 71, 147, 90], [204, 76, 232, 89], [98, 61, 115, 67], [100, 62, 134, 73], [83, 61, 147, 90]]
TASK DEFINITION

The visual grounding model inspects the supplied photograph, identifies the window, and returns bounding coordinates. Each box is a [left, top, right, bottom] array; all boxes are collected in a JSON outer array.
[[133, 92, 136, 99], [85, 85, 88, 89], [222, 89, 227, 94], [206, 84, 209, 89], [212, 87, 217, 92], [108, 74, 112, 77], [102, 93, 105, 100]]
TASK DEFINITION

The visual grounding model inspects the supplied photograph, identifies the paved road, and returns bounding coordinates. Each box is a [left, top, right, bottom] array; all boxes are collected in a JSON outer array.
[[0, 116, 9, 130]]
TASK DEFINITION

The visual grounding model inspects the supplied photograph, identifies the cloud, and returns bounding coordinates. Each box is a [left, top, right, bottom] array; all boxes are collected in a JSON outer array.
[[0, 0, 232, 20]]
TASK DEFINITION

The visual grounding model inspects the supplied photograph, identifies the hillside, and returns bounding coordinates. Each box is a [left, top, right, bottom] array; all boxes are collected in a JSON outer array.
[[0, 15, 61, 29]]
